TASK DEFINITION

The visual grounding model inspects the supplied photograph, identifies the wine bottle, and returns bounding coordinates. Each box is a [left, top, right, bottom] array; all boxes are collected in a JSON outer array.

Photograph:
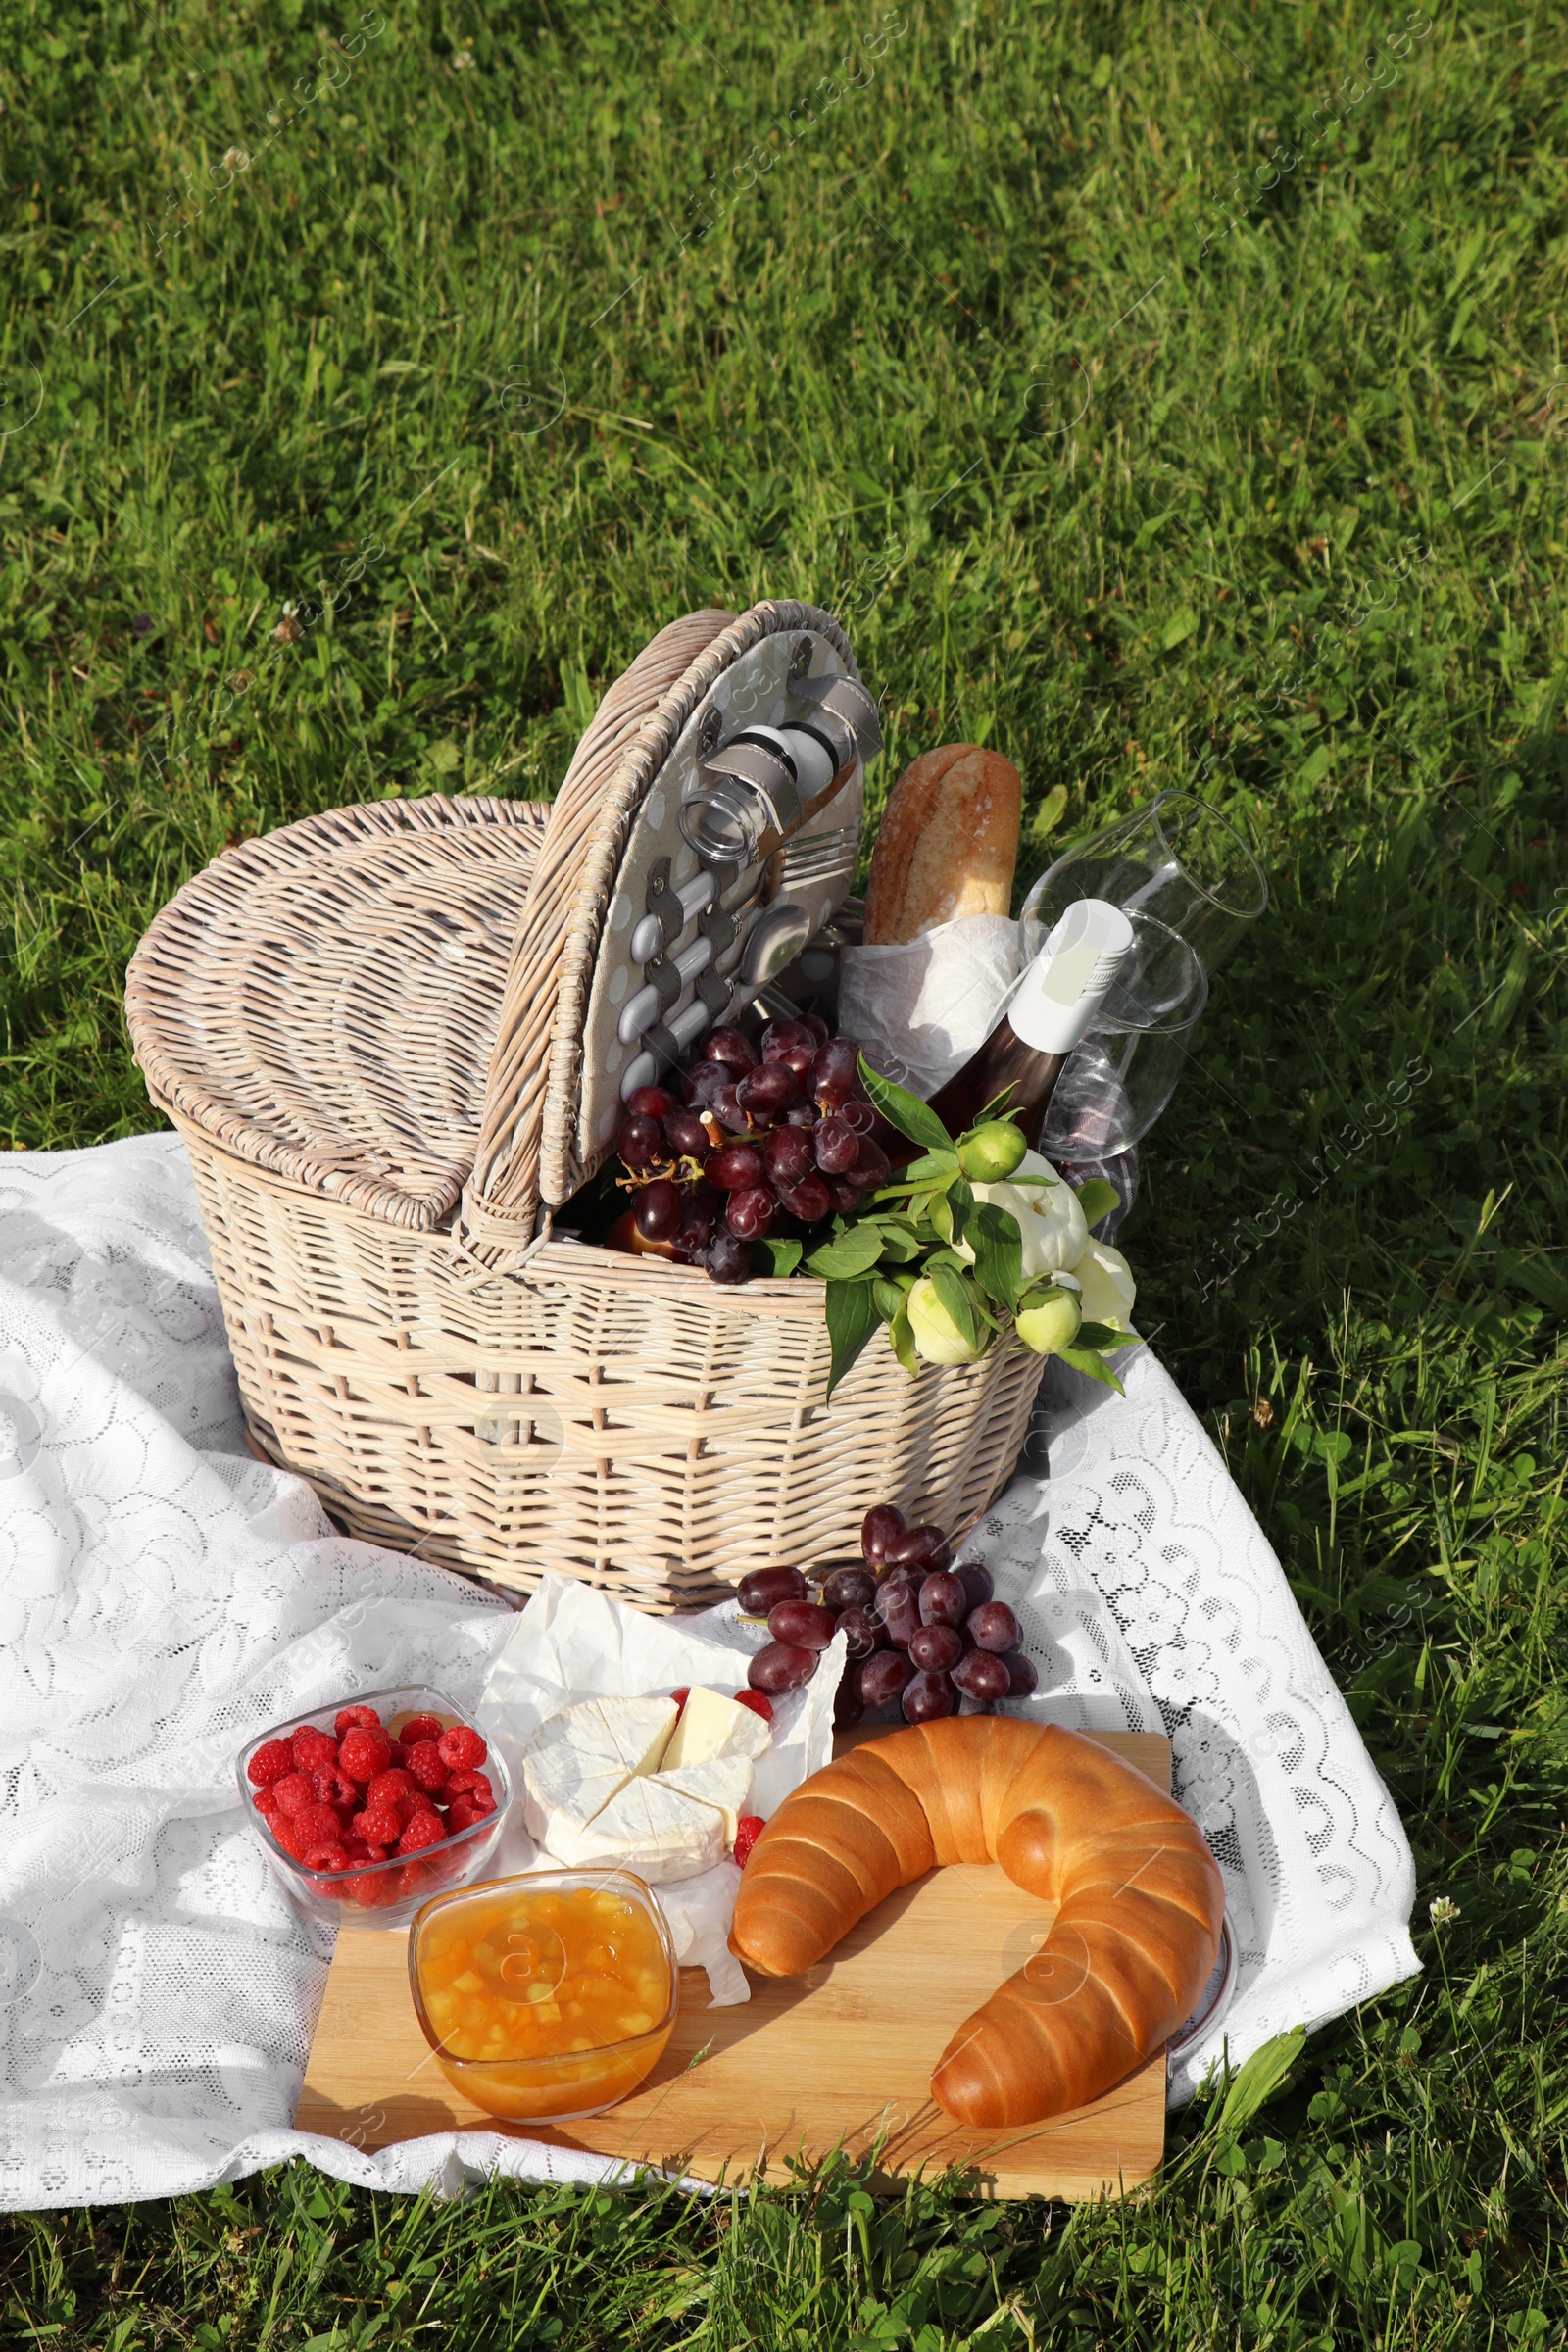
[[917, 898, 1135, 1152]]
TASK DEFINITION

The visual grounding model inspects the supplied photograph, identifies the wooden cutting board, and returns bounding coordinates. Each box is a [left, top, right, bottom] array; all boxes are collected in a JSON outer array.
[[294, 1729, 1171, 2200]]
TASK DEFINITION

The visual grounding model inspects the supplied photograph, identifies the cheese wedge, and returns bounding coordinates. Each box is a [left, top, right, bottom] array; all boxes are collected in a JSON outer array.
[[662, 1686, 771, 1772], [549, 1772, 727, 1883], [598, 1693, 680, 1777], [658, 1753, 753, 1844], [520, 1695, 677, 1852]]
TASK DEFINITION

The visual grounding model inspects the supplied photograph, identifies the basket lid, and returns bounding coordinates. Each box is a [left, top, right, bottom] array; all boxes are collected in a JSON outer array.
[[125, 796, 548, 1231], [467, 600, 875, 1234]]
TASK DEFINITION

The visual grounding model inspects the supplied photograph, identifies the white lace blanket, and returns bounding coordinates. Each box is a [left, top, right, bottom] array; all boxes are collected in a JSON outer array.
[[0, 1136, 1417, 2209]]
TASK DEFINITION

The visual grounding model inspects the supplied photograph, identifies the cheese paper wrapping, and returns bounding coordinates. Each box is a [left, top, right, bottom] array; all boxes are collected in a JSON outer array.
[[476, 1574, 847, 2005], [838, 912, 1021, 1099]]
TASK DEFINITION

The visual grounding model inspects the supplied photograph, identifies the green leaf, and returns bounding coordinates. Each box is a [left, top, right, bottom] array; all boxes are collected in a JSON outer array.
[[875, 1224, 924, 1263], [1074, 1320, 1127, 1350], [927, 1258, 980, 1350], [975, 1085, 1019, 1122], [967, 1201, 1024, 1309], [1029, 783, 1068, 843], [1214, 2028, 1305, 2138], [889, 1302, 920, 1377], [894, 1150, 961, 1185], [1160, 605, 1197, 651], [927, 1190, 954, 1244], [753, 1237, 802, 1278], [1446, 222, 1485, 301], [858, 1056, 952, 1152], [824, 1278, 883, 1397], [1057, 1347, 1125, 1394], [1071, 1177, 1120, 1229], [1298, 742, 1333, 792], [872, 1275, 909, 1322], [805, 1224, 887, 1280]]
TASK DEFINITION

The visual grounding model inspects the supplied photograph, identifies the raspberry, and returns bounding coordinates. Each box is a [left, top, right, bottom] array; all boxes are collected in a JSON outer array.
[[314, 1766, 361, 1813], [290, 1726, 338, 1774], [343, 1838, 386, 1865], [247, 1740, 293, 1788], [345, 1870, 393, 1909], [404, 1740, 448, 1794], [445, 1770, 495, 1808], [295, 1802, 345, 1846], [253, 1787, 281, 1821], [385, 1739, 408, 1770], [272, 1772, 316, 1820], [670, 1687, 690, 1713], [733, 1816, 765, 1867], [436, 1725, 486, 1772], [368, 1768, 415, 1811], [270, 1815, 307, 1859], [735, 1691, 773, 1723], [399, 1714, 444, 1747], [353, 1806, 403, 1848], [334, 1704, 381, 1738], [303, 1838, 349, 1874], [398, 1811, 447, 1855], [339, 1726, 393, 1785], [446, 1798, 484, 1835]]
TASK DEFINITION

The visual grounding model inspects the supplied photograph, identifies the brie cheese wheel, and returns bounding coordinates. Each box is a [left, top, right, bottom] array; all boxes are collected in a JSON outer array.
[[549, 1772, 727, 1883], [521, 1695, 677, 1851], [662, 1686, 771, 1772], [658, 1753, 753, 1843]]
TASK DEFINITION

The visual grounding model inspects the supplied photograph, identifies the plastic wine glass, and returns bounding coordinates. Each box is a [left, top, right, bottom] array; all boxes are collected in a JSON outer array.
[[1020, 790, 1268, 978]]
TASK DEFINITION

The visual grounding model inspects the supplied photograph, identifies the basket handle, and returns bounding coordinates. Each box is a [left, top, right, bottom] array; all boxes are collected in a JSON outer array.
[[466, 601, 856, 1238]]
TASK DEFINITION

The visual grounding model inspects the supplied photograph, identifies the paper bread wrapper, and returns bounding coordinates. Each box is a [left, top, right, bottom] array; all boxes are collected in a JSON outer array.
[[838, 912, 1020, 1100]]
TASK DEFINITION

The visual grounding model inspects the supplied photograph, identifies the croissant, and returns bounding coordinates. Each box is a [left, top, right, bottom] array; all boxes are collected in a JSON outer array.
[[729, 1718, 1224, 2127]]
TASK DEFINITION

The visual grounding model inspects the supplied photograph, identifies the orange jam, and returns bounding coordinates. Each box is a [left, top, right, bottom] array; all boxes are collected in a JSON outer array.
[[412, 1877, 676, 2122]]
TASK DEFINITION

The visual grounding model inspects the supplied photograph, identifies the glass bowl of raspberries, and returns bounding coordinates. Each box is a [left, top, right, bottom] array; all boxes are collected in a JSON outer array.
[[236, 1687, 511, 1929]]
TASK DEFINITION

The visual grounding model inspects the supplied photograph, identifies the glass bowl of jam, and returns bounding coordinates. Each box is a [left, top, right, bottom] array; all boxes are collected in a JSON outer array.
[[409, 1870, 679, 2124]]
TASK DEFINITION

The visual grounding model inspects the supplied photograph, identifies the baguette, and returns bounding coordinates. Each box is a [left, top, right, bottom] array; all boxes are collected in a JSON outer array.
[[729, 1718, 1223, 2127], [862, 744, 1022, 944]]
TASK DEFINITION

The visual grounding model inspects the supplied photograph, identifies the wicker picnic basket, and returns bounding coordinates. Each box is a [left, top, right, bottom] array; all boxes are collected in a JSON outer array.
[[125, 602, 1046, 1608]]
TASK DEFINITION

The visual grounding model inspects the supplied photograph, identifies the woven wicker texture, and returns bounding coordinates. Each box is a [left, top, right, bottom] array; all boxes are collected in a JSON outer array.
[[186, 1145, 1043, 1607], [125, 609, 1045, 1606], [126, 797, 548, 1232]]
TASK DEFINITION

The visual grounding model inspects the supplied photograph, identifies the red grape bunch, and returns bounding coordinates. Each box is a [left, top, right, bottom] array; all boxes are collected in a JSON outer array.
[[740, 1504, 1037, 1729], [612, 1017, 892, 1285]]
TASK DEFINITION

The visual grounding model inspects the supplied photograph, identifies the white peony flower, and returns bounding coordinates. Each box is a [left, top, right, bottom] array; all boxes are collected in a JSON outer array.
[[956, 1150, 1089, 1278]]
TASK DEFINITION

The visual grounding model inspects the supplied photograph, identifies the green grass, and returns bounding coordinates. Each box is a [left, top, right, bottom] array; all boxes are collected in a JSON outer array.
[[2, 0, 1566, 2340]]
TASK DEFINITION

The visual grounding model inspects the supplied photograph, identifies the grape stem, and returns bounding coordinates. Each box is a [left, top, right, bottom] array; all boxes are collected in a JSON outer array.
[[613, 1156, 707, 1192]]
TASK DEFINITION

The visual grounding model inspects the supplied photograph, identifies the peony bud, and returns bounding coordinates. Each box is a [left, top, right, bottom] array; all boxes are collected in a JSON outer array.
[[1070, 1239, 1137, 1331], [906, 1277, 981, 1365], [956, 1120, 1027, 1184], [1013, 1284, 1083, 1356]]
